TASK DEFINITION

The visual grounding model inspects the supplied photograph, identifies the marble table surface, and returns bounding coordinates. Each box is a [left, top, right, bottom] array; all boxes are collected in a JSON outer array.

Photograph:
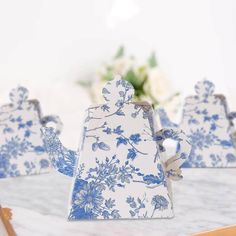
[[1, 169, 236, 236]]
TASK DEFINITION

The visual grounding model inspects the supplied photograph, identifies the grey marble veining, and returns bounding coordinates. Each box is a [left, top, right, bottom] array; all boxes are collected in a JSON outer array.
[[1, 169, 236, 236]]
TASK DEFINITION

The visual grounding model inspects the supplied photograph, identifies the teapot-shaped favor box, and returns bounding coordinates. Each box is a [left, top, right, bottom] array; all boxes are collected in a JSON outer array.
[[158, 80, 236, 168], [42, 76, 190, 220], [0, 86, 62, 178]]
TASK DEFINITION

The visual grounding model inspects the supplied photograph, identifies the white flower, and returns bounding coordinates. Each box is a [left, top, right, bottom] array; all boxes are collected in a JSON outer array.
[[144, 68, 174, 102], [90, 80, 106, 103], [144, 68, 180, 119], [112, 57, 135, 75]]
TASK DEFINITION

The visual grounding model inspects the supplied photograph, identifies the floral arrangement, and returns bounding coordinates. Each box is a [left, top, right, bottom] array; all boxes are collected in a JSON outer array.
[[79, 46, 180, 117]]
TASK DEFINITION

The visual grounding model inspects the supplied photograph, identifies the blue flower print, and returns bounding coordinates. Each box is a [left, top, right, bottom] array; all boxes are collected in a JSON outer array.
[[39, 159, 50, 169], [126, 195, 147, 218], [101, 104, 110, 112], [226, 153, 236, 164], [105, 198, 115, 209], [189, 128, 219, 150], [68, 154, 154, 220], [69, 178, 121, 220], [209, 154, 222, 167], [113, 125, 124, 135], [24, 161, 36, 175], [115, 100, 125, 108], [1, 136, 31, 159], [74, 181, 104, 213], [151, 195, 169, 217], [129, 134, 141, 144], [151, 195, 169, 210]]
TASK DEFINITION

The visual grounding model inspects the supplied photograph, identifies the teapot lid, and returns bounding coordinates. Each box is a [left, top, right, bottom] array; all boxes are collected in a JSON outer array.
[[102, 75, 134, 105], [194, 79, 215, 98], [9, 86, 29, 107]]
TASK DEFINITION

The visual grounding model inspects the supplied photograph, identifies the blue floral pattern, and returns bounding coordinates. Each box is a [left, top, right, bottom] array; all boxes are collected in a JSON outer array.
[[42, 77, 190, 220], [41, 127, 77, 177], [0, 86, 62, 178]]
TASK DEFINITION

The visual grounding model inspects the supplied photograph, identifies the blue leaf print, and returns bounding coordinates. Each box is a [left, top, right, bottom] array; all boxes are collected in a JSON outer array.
[[111, 210, 120, 219], [113, 125, 124, 135], [143, 174, 162, 185], [153, 135, 164, 141], [126, 196, 136, 208], [210, 123, 217, 131], [16, 116, 22, 122], [105, 198, 115, 209], [140, 164, 165, 186], [116, 137, 127, 147], [212, 114, 219, 120], [103, 127, 112, 134], [102, 87, 110, 94], [3, 127, 13, 134], [34, 146, 45, 153], [26, 120, 33, 126], [116, 111, 125, 116], [220, 140, 233, 147], [119, 91, 125, 97], [18, 123, 25, 129], [101, 104, 110, 112], [126, 195, 146, 218], [226, 153, 236, 163], [98, 142, 110, 151], [129, 210, 136, 217], [92, 142, 99, 151], [115, 100, 124, 107], [24, 130, 31, 137], [202, 109, 208, 115], [127, 148, 137, 160], [204, 116, 211, 122], [39, 159, 50, 168]]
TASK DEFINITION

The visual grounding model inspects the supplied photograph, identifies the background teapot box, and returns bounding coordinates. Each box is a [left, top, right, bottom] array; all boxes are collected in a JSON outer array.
[[0, 86, 62, 178], [158, 80, 236, 168], [42, 77, 191, 220]]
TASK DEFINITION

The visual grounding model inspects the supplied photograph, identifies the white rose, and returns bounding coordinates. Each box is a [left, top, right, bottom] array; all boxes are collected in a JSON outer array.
[[144, 68, 174, 102], [112, 57, 135, 75], [90, 80, 106, 104]]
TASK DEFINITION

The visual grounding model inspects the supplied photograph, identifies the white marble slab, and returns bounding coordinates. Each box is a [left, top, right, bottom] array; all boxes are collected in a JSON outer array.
[[1, 169, 236, 236]]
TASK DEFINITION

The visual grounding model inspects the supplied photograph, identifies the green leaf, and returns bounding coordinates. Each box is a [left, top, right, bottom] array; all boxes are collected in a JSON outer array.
[[77, 80, 92, 87], [114, 46, 125, 59], [148, 52, 158, 68], [125, 70, 140, 89], [103, 68, 114, 81]]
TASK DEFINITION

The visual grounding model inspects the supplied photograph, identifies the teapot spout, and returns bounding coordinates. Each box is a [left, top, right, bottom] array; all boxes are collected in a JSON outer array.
[[41, 127, 78, 177], [156, 108, 178, 128]]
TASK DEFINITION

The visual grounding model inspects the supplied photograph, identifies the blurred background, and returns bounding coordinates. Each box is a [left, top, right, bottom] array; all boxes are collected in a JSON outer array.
[[0, 0, 236, 149]]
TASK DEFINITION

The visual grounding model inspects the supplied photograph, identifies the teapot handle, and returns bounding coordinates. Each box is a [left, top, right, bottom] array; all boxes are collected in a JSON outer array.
[[155, 128, 191, 181], [41, 115, 63, 135]]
